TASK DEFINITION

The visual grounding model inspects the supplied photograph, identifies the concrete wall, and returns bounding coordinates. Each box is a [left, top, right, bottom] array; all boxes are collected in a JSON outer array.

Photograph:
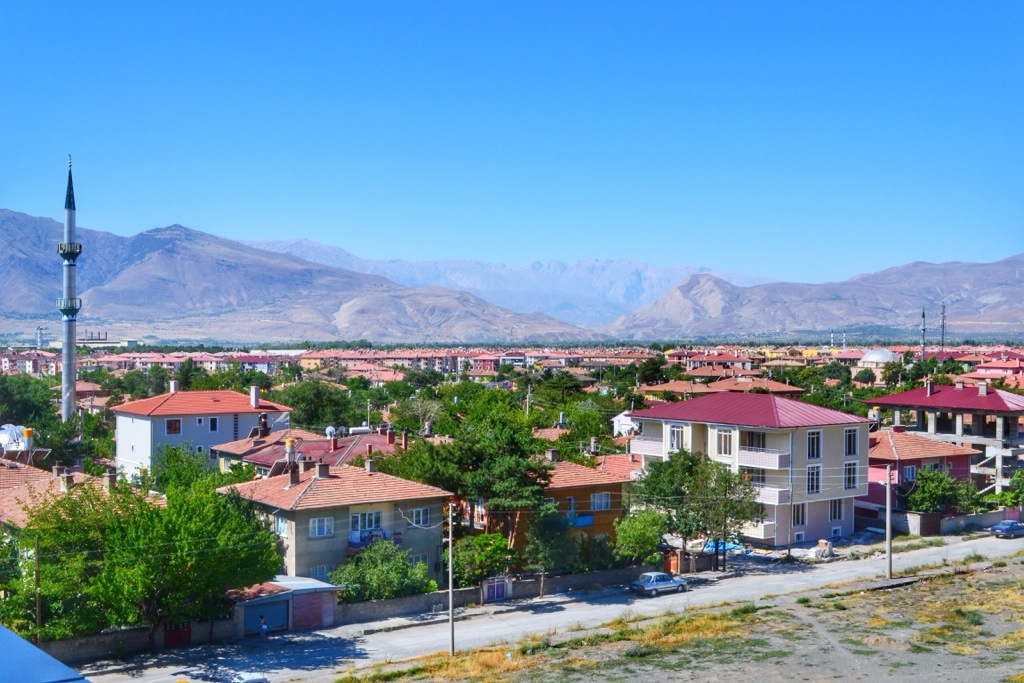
[[939, 509, 1007, 535], [335, 587, 480, 624], [890, 509, 1007, 536], [38, 619, 235, 666]]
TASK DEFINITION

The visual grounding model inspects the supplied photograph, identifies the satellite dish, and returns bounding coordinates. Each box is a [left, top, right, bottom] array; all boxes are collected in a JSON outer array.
[[0, 425, 25, 448], [325, 426, 336, 437]]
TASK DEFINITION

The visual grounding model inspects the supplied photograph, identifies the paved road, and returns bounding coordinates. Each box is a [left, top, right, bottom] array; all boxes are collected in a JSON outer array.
[[86, 534, 1024, 683]]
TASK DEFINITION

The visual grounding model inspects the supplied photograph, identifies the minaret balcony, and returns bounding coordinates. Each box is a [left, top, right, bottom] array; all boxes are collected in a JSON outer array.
[[56, 297, 82, 316], [57, 242, 83, 260]]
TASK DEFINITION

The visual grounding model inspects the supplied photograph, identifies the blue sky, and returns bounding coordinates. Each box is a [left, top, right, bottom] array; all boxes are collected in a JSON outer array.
[[2, 2, 1020, 283]]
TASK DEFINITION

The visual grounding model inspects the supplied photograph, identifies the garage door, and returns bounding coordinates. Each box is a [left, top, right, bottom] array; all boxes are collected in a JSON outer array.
[[244, 598, 289, 635]]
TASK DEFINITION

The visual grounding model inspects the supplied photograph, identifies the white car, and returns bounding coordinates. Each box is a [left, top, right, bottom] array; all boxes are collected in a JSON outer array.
[[231, 674, 270, 683]]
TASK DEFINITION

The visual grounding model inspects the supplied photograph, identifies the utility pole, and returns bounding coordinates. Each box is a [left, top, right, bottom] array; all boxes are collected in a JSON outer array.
[[35, 535, 41, 640], [885, 464, 893, 580], [940, 302, 946, 353], [448, 502, 455, 656], [525, 384, 531, 418]]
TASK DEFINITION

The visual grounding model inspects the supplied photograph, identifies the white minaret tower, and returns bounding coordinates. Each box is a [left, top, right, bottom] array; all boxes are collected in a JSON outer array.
[[58, 156, 82, 422]]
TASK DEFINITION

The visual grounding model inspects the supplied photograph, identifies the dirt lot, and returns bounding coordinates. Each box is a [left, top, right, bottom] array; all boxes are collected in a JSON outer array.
[[341, 552, 1024, 683]]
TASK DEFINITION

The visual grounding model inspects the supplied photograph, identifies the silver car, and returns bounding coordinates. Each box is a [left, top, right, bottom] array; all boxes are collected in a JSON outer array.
[[629, 571, 687, 596]]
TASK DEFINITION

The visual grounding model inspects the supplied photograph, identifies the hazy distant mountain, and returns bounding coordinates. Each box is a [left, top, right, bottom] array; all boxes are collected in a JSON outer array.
[[249, 238, 769, 327], [0, 210, 599, 344], [602, 255, 1024, 340]]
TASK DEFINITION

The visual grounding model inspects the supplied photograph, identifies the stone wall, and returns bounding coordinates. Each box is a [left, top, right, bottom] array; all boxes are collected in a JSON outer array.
[[334, 587, 480, 624], [38, 619, 235, 666]]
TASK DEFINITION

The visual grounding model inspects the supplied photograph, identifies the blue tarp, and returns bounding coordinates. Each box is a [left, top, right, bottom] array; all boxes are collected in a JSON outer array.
[[702, 540, 743, 554]]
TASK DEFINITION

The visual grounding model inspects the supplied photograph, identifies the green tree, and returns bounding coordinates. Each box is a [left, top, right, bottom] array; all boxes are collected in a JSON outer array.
[[146, 364, 170, 395], [96, 483, 279, 648], [173, 357, 205, 390], [629, 450, 706, 545], [451, 533, 515, 588], [822, 362, 851, 384], [853, 368, 876, 384], [904, 468, 980, 515], [522, 505, 579, 596], [881, 361, 904, 388], [696, 462, 763, 570], [329, 540, 437, 603], [273, 379, 354, 430], [613, 508, 667, 565]]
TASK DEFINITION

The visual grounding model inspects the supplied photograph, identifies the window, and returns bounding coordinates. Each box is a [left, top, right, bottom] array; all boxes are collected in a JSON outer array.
[[196, 417, 204, 426], [745, 431, 766, 449], [566, 496, 576, 515], [308, 565, 334, 582], [166, 418, 181, 435], [792, 503, 807, 527], [408, 553, 428, 566], [807, 430, 821, 459], [794, 531, 805, 542], [903, 465, 917, 483], [832, 527, 843, 538], [274, 515, 288, 537], [829, 499, 844, 521], [411, 507, 430, 526], [209, 417, 219, 432], [806, 464, 821, 495], [669, 426, 685, 452], [844, 462, 858, 490], [717, 429, 733, 456], [844, 428, 858, 456], [350, 511, 382, 531], [590, 492, 611, 511], [308, 517, 334, 538]]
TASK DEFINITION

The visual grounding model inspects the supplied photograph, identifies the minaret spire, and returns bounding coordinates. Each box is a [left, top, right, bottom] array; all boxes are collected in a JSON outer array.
[[65, 155, 76, 211], [58, 157, 83, 422]]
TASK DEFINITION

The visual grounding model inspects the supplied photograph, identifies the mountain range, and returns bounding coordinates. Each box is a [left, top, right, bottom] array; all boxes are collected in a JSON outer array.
[[2, 208, 1021, 344], [247, 238, 768, 327]]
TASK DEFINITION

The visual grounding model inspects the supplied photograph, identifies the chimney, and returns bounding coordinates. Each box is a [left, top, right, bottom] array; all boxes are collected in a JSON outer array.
[[299, 458, 315, 472], [52, 464, 64, 478], [258, 413, 269, 438], [250, 385, 259, 409], [545, 448, 558, 462], [892, 425, 906, 433], [366, 443, 374, 456], [979, 382, 988, 396], [955, 379, 965, 390], [102, 472, 116, 492], [330, 436, 338, 451], [401, 430, 409, 451], [288, 466, 300, 486], [317, 462, 330, 478], [387, 429, 395, 445], [169, 379, 179, 393], [925, 379, 933, 397], [59, 472, 74, 492], [589, 437, 599, 455]]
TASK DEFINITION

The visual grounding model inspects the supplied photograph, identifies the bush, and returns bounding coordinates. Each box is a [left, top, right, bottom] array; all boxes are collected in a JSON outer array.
[[330, 540, 437, 603]]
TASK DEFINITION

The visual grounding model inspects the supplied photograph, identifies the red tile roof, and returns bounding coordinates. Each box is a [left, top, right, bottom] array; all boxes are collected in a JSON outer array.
[[868, 427, 979, 462], [221, 465, 451, 511], [112, 390, 292, 417], [630, 392, 869, 429], [545, 460, 632, 490], [0, 462, 52, 490], [866, 384, 1024, 413], [593, 454, 645, 480], [212, 428, 324, 457], [705, 377, 804, 395], [241, 433, 397, 468]]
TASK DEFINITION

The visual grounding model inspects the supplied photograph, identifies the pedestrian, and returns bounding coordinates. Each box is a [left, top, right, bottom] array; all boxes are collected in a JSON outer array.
[[259, 615, 268, 641]]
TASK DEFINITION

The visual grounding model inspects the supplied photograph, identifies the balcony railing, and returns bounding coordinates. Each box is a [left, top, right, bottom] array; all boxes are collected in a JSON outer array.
[[740, 521, 777, 540], [629, 436, 664, 457], [348, 528, 403, 550], [738, 446, 791, 470], [753, 484, 791, 506]]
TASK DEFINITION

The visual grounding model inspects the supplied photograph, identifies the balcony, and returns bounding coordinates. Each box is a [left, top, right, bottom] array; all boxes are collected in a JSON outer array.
[[348, 528, 403, 550], [740, 521, 777, 540], [630, 436, 665, 457], [566, 513, 593, 529], [753, 484, 791, 506], [738, 447, 791, 470]]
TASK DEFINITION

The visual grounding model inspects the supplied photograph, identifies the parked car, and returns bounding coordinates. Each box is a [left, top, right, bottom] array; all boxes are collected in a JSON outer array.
[[990, 520, 1024, 539], [231, 674, 270, 683], [629, 571, 687, 596]]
